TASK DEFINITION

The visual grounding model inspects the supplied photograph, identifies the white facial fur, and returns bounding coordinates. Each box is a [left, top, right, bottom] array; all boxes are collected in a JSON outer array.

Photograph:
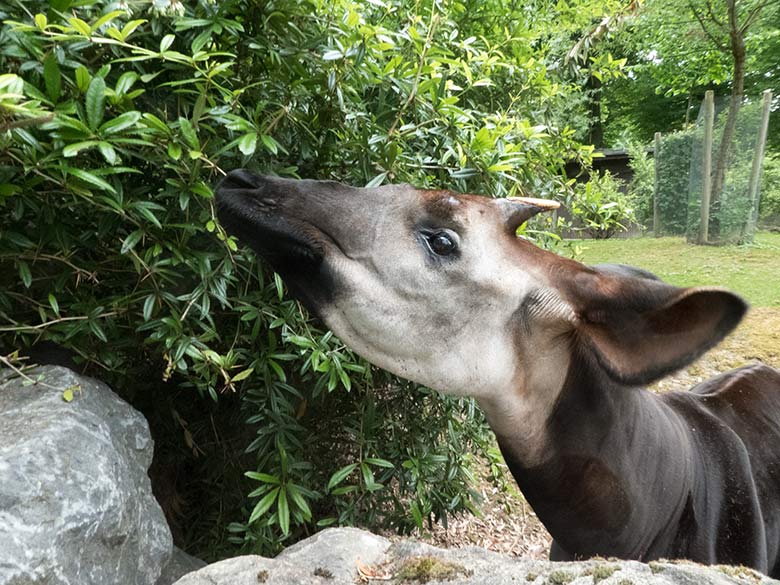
[[316, 186, 575, 457]]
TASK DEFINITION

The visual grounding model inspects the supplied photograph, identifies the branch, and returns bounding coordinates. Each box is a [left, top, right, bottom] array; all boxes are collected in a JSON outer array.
[[0, 115, 53, 132], [0, 311, 121, 333], [740, 0, 772, 33], [688, 2, 728, 52], [704, 0, 725, 27], [0, 354, 61, 390]]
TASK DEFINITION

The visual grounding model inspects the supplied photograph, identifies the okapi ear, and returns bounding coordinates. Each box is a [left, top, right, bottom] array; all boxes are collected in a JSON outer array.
[[565, 271, 748, 385], [496, 197, 560, 233]]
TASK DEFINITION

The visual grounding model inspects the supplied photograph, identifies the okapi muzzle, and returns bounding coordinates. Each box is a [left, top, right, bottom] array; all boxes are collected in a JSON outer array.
[[216, 170, 780, 576]]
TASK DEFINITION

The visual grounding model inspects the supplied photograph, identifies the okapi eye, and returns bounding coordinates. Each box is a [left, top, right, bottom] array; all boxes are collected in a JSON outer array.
[[428, 232, 457, 256]]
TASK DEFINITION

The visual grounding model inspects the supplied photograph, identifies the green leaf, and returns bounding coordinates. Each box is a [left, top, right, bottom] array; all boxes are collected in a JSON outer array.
[[245, 471, 280, 484], [18, 261, 32, 288], [410, 500, 423, 528], [120, 19, 147, 41], [238, 132, 257, 156], [142, 113, 170, 134], [361, 462, 375, 486], [160, 34, 175, 52], [365, 172, 387, 188], [89, 319, 107, 342], [48, 293, 60, 316], [100, 111, 141, 135], [114, 72, 139, 96], [338, 368, 351, 391], [317, 518, 337, 527], [364, 458, 394, 469], [168, 142, 182, 160], [62, 384, 80, 402], [92, 10, 125, 31], [277, 488, 290, 535], [5, 231, 34, 248], [43, 53, 61, 102], [97, 142, 118, 165], [67, 168, 116, 193], [85, 76, 106, 130], [121, 229, 144, 254], [231, 367, 254, 382], [178, 117, 199, 149], [142, 295, 155, 321], [34, 13, 47, 30], [327, 463, 357, 491], [63, 141, 100, 157], [0, 184, 21, 197], [74, 66, 91, 93], [248, 487, 279, 524], [132, 201, 163, 228], [260, 134, 279, 155], [68, 17, 91, 36], [286, 484, 312, 520]]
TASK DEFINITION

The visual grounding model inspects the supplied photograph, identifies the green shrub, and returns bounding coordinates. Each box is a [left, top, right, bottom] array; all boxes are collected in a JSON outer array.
[[626, 141, 655, 226], [759, 154, 780, 226], [654, 128, 694, 236], [569, 171, 636, 239], [0, 0, 586, 557]]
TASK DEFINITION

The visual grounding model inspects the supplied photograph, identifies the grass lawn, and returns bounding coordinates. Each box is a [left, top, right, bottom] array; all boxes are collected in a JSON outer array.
[[573, 231, 780, 307]]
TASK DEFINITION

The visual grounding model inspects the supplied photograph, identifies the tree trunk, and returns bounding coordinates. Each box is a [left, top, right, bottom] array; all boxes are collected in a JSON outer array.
[[708, 0, 746, 240]]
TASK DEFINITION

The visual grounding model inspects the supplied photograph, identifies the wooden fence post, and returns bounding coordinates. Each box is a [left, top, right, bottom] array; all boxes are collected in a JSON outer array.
[[745, 89, 773, 238], [653, 132, 661, 237], [699, 90, 715, 245]]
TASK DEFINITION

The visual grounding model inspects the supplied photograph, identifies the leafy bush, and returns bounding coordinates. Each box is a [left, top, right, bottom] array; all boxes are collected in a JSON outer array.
[[759, 154, 780, 226], [0, 0, 587, 557], [626, 141, 655, 226], [654, 128, 694, 235], [569, 171, 636, 239]]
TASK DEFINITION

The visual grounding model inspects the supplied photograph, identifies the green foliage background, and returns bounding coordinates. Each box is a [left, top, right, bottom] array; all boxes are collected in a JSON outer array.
[[0, 0, 593, 557]]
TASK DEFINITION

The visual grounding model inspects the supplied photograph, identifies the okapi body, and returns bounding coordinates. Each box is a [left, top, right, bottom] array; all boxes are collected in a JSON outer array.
[[216, 172, 780, 576]]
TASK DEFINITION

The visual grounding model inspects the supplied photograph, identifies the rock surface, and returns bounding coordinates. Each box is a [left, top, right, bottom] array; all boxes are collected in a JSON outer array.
[[158, 547, 208, 585], [0, 365, 174, 585], [174, 527, 780, 585]]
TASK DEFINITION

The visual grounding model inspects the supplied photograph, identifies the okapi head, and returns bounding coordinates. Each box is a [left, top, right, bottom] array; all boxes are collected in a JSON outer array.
[[216, 172, 746, 423]]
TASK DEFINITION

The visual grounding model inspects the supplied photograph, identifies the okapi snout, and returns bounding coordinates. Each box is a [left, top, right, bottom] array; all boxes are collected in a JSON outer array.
[[216, 170, 365, 313]]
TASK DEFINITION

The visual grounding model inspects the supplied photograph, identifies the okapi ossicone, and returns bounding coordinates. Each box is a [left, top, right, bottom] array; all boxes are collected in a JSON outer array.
[[216, 171, 780, 576]]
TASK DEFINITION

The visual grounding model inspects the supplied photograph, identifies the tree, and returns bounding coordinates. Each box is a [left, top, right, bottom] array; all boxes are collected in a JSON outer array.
[[685, 0, 774, 236], [600, 0, 777, 145]]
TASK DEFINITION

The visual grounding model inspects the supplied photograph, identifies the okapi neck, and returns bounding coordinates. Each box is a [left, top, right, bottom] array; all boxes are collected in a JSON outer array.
[[493, 349, 693, 560]]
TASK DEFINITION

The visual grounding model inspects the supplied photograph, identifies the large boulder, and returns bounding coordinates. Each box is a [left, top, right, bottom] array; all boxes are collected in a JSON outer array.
[[0, 365, 187, 585], [173, 527, 780, 585]]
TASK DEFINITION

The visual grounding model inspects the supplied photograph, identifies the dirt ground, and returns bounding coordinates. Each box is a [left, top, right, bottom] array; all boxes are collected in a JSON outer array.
[[403, 307, 780, 558]]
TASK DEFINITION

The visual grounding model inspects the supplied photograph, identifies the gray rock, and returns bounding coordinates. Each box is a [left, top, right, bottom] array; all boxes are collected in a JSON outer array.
[[157, 546, 208, 585], [0, 365, 173, 585], [173, 527, 780, 585]]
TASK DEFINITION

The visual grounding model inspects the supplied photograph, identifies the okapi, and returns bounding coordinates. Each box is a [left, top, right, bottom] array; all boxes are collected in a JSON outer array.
[[216, 171, 780, 576]]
